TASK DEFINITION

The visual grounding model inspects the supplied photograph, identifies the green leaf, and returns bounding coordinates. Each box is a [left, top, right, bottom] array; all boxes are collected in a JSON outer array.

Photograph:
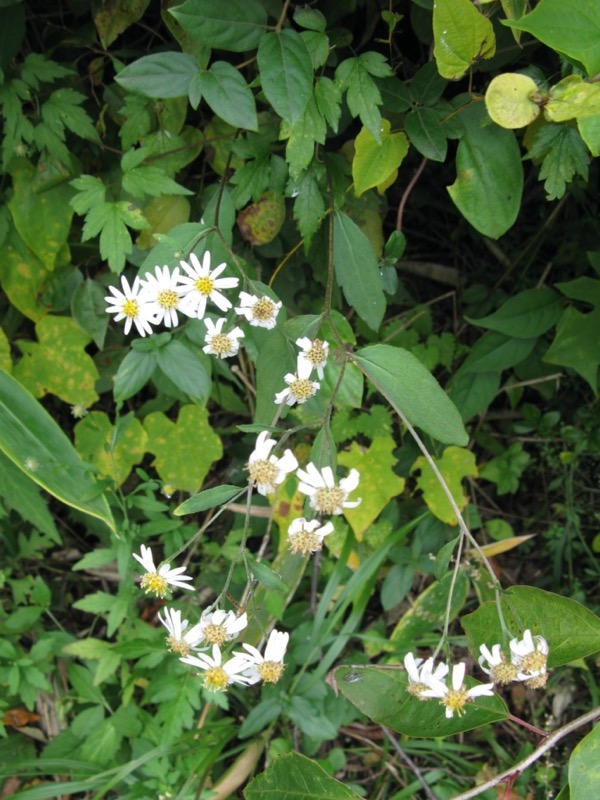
[[254, 328, 296, 426], [467, 287, 563, 338], [314, 76, 342, 133], [411, 446, 478, 525], [545, 75, 600, 123], [434, 536, 460, 580], [479, 442, 530, 495], [174, 484, 244, 516], [485, 73, 541, 130], [0, 450, 60, 542], [257, 30, 313, 123], [293, 7, 326, 32], [527, 123, 589, 201], [404, 107, 447, 161], [82, 201, 149, 273], [122, 164, 192, 200], [71, 279, 109, 350], [198, 61, 258, 131], [333, 211, 386, 331], [115, 52, 199, 98], [448, 100, 523, 239], [283, 95, 326, 180], [578, 113, 600, 156], [156, 339, 211, 403], [70, 175, 106, 215], [0, 370, 116, 535], [335, 58, 383, 142], [335, 663, 508, 737], [74, 411, 147, 486], [245, 752, 362, 800], [113, 349, 157, 402], [352, 119, 409, 196], [460, 331, 537, 374], [170, 0, 267, 53], [570, 725, 600, 800], [433, 0, 496, 80], [0, 229, 50, 322], [544, 305, 600, 393], [292, 164, 326, 247], [248, 559, 288, 593], [354, 343, 468, 446], [462, 586, 600, 667], [94, 0, 151, 48], [41, 88, 100, 144], [447, 369, 500, 421], [504, 0, 600, 77]]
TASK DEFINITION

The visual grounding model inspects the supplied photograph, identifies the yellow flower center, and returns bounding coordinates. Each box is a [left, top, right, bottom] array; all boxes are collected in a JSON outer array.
[[442, 687, 470, 716], [252, 297, 275, 321], [195, 276, 214, 296], [407, 681, 430, 700], [203, 623, 228, 645], [166, 636, 191, 657], [140, 572, 169, 597], [289, 378, 316, 403], [521, 651, 547, 674], [258, 661, 284, 683], [307, 339, 327, 366], [209, 332, 233, 357], [203, 666, 230, 692], [289, 528, 321, 555], [157, 289, 179, 309], [248, 459, 279, 491], [490, 660, 519, 685], [314, 486, 346, 515], [525, 672, 548, 689], [122, 298, 139, 318]]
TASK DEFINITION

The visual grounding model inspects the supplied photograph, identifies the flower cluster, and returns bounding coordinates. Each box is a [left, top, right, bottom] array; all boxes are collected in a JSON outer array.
[[274, 337, 329, 407], [404, 629, 550, 718]]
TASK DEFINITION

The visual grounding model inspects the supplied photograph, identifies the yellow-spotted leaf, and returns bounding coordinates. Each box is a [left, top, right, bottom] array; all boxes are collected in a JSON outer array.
[[433, 0, 496, 80], [74, 412, 147, 486], [136, 194, 191, 249], [1, 229, 51, 322], [337, 436, 405, 540], [411, 446, 478, 525], [0, 328, 11, 373], [13, 316, 100, 406], [144, 405, 222, 493], [352, 120, 409, 197], [545, 75, 600, 123], [94, 0, 151, 48]]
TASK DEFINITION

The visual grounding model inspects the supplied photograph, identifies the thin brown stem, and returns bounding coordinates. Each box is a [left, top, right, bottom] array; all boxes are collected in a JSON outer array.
[[274, 0, 292, 32], [396, 157, 428, 231]]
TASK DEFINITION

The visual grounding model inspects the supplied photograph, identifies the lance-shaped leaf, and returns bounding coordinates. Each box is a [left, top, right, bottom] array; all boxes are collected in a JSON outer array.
[[257, 29, 313, 123]]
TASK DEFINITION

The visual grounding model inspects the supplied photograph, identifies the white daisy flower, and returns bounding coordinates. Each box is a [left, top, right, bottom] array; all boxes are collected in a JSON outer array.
[[240, 629, 290, 684], [158, 607, 204, 657], [296, 337, 329, 379], [181, 644, 256, 692], [404, 652, 449, 700], [274, 357, 320, 406], [203, 317, 244, 359], [296, 463, 362, 516], [140, 265, 192, 328], [132, 544, 194, 597], [177, 251, 239, 319], [287, 517, 334, 555], [479, 642, 523, 685], [421, 662, 495, 718], [105, 274, 156, 337], [247, 430, 298, 496], [509, 630, 549, 688], [196, 608, 248, 646], [234, 291, 282, 329]]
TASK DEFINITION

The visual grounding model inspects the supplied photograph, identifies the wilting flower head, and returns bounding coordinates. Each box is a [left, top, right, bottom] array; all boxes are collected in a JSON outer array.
[[196, 608, 248, 646], [287, 517, 334, 555], [479, 643, 522, 685], [105, 274, 156, 337], [509, 630, 549, 688], [177, 251, 239, 319], [158, 607, 204, 657], [132, 545, 194, 597], [296, 463, 361, 515], [181, 644, 255, 692], [274, 357, 320, 406], [140, 265, 192, 328], [247, 430, 298, 495], [234, 292, 282, 329], [296, 337, 329, 379], [240, 629, 290, 684], [404, 652, 449, 700], [420, 662, 495, 718]]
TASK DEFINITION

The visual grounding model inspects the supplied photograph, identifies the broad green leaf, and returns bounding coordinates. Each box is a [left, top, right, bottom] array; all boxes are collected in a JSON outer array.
[[335, 57, 383, 142], [334, 662, 508, 737], [448, 100, 523, 239], [333, 211, 386, 332], [174, 484, 244, 516], [544, 306, 600, 394], [354, 344, 468, 446], [411, 446, 478, 525], [0, 228, 50, 322], [505, 0, 600, 77], [293, 7, 326, 32], [245, 752, 361, 800], [570, 725, 600, 800], [578, 114, 600, 156], [8, 159, 73, 270], [156, 340, 211, 403], [198, 61, 258, 131], [283, 95, 326, 180], [94, 0, 150, 48], [338, 437, 405, 540], [433, 0, 496, 80], [254, 328, 296, 426], [463, 586, 600, 667], [0, 450, 60, 542], [404, 107, 447, 161], [137, 195, 191, 250], [115, 52, 199, 98], [0, 370, 116, 535], [13, 316, 100, 406], [352, 119, 409, 196], [170, 0, 267, 53], [300, 30, 329, 70], [447, 369, 500, 421], [74, 411, 147, 486], [485, 73, 541, 129], [71, 279, 109, 350], [257, 30, 313, 123], [467, 287, 562, 338], [460, 331, 537, 373], [144, 405, 222, 493], [113, 349, 157, 402]]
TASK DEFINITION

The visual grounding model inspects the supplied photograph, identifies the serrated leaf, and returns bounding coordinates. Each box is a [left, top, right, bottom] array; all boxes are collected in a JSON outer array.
[[433, 0, 496, 80], [257, 29, 313, 123], [41, 88, 100, 144], [335, 58, 383, 142], [116, 52, 199, 98], [69, 175, 106, 215], [74, 411, 147, 486], [198, 61, 258, 131], [527, 123, 589, 201], [169, 0, 267, 53], [245, 752, 362, 800], [175, 484, 244, 516], [283, 95, 326, 179], [411, 446, 478, 525], [314, 76, 341, 133], [353, 119, 409, 196], [122, 164, 192, 199], [292, 165, 325, 247], [467, 287, 562, 338]]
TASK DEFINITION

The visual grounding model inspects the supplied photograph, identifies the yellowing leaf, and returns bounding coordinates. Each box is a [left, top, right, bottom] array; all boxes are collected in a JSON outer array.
[[74, 412, 147, 486], [13, 316, 100, 406], [0, 229, 51, 322], [338, 436, 405, 540], [144, 406, 222, 493], [95, 0, 151, 48], [0, 328, 11, 373], [352, 120, 409, 197], [136, 195, 191, 249], [485, 73, 541, 129], [411, 446, 478, 525], [545, 75, 600, 123], [474, 534, 536, 558], [433, 0, 496, 80]]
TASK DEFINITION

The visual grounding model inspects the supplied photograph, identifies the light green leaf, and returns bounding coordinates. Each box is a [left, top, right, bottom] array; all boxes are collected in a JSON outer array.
[[504, 0, 600, 77], [352, 119, 409, 196], [74, 411, 147, 486], [333, 211, 386, 331], [198, 61, 258, 131], [257, 29, 313, 123], [175, 484, 244, 516], [448, 100, 523, 239], [70, 175, 106, 215], [0, 370, 116, 535], [115, 52, 199, 98], [433, 0, 496, 80], [411, 446, 478, 525], [485, 73, 541, 129], [545, 76, 600, 122], [467, 287, 562, 338], [570, 725, 600, 800], [578, 113, 600, 156], [170, 0, 267, 53], [122, 165, 192, 199], [354, 343, 468, 446], [404, 107, 447, 161], [1, 229, 50, 322], [245, 752, 362, 800]]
